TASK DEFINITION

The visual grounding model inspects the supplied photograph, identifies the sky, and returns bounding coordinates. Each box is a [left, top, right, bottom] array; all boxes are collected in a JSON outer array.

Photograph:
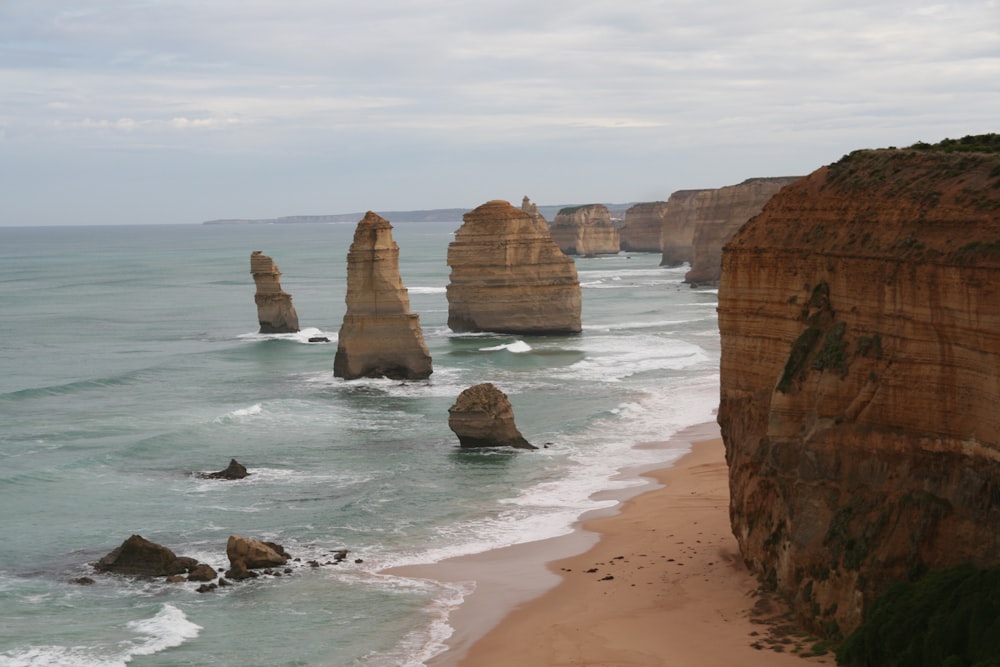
[[1, 1, 998, 226]]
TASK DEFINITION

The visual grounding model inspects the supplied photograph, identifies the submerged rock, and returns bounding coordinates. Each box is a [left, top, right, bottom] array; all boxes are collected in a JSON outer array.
[[333, 212, 433, 380], [199, 458, 249, 480], [447, 200, 581, 335], [250, 251, 300, 334], [448, 383, 535, 449]]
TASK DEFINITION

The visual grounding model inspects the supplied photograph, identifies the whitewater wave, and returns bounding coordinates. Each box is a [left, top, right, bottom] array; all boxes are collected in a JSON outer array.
[[478, 340, 532, 353]]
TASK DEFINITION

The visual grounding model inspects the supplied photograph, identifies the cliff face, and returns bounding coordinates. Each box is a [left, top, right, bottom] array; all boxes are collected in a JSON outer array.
[[447, 200, 582, 335], [620, 202, 668, 252], [333, 212, 432, 380], [550, 204, 621, 256], [717, 145, 1000, 639], [659, 190, 710, 267], [250, 251, 300, 333], [684, 177, 801, 285]]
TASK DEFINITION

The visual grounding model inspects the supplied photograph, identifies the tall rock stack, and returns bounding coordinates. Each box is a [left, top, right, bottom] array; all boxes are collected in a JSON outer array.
[[520, 196, 549, 233], [250, 251, 300, 333], [447, 200, 582, 335], [658, 190, 710, 267], [717, 139, 1000, 640], [333, 212, 432, 380], [620, 202, 668, 252], [549, 204, 620, 257], [683, 177, 801, 285]]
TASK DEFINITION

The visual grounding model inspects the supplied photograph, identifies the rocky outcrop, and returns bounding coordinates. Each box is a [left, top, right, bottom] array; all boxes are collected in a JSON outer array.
[[658, 190, 710, 266], [549, 204, 620, 256], [94, 535, 195, 576], [681, 178, 801, 285], [333, 212, 433, 380], [447, 200, 582, 335], [198, 458, 249, 480], [448, 383, 535, 449], [250, 251, 300, 333], [620, 202, 668, 252], [717, 140, 1000, 640], [226, 535, 288, 578]]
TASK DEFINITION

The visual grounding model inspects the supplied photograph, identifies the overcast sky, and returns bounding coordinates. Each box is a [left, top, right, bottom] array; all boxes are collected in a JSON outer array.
[[2, 1, 997, 226]]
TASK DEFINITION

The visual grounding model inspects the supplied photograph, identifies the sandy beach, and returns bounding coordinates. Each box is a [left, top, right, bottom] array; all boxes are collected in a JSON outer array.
[[392, 425, 834, 666]]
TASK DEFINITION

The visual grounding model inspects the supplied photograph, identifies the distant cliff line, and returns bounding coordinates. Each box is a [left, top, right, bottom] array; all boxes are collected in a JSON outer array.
[[203, 203, 636, 225]]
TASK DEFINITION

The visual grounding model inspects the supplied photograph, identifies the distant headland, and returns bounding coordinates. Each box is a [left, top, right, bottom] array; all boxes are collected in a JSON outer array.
[[202, 203, 635, 225]]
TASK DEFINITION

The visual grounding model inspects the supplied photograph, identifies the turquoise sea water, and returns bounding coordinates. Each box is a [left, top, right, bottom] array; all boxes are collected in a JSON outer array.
[[0, 221, 719, 666]]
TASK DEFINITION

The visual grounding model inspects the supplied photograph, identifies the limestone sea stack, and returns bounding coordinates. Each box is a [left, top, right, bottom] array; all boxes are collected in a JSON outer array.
[[620, 201, 669, 252], [682, 177, 801, 285], [520, 196, 549, 233], [717, 137, 1000, 639], [333, 212, 433, 380], [658, 189, 711, 267], [448, 383, 535, 449], [250, 251, 300, 333], [447, 200, 582, 335], [549, 204, 620, 256]]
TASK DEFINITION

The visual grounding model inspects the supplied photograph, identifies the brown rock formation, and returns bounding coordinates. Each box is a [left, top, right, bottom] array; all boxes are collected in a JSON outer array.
[[717, 142, 1000, 639], [658, 189, 711, 267], [521, 196, 549, 233], [621, 202, 668, 252], [549, 204, 620, 256], [226, 535, 288, 570], [448, 383, 535, 449], [682, 177, 801, 285], [94, 535, 192, 576], [333, 212, 433, 380], [447, 200, 582, 335], [250, 251, 300, 333]]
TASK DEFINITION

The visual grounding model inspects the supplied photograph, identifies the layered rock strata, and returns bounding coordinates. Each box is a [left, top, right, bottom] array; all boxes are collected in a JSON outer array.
[[549, 204, 620, 256], [447, 200, 582, 335], [683, 177, 801, 285], [334, 212, 432, 380], [448, 383, 535, 449], [621, 202, 669, 252], [659, 190, 710, 267], [717, 142, 1000, 639], [250, 251, 300, 333]]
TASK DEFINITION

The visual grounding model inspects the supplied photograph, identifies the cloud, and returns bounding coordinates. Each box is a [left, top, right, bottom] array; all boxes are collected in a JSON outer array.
[[1, 0, 998, 225]]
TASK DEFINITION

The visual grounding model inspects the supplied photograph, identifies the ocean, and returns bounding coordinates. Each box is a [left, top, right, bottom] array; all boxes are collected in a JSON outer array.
[[0, 221, 720, 667]]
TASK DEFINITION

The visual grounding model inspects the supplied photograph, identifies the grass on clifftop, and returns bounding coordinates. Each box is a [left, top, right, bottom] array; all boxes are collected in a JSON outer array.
[[908, 133, 1000, 154]]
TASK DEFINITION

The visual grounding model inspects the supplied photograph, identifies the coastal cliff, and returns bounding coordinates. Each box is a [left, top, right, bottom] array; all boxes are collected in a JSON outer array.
[[550, 204, 621, 256], [620, 202, 668, 252], [659, 190, 710, 267], [333, 212, 432, 380], [447, 200, 582, 335], [250, 251, 300, 333], [684, 177, 801, 285], [717, 137, 1000, 639]]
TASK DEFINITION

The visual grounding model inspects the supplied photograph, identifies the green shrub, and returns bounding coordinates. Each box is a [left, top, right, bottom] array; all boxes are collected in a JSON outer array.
[[837, 564, 1000, 666]]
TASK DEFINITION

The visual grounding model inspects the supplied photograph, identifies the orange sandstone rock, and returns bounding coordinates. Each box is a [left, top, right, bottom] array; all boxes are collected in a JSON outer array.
[[620, 201, 668, 253], [550, 204, 620, 257], [718, 143, 1000, 639], [446, 200, 581, 335], [250, 251, 300, 333], [333, 212, 432, 380]]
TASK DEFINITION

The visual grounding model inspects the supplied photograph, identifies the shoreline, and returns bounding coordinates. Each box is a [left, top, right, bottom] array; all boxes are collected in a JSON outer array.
[[390, 423, 834, 666]]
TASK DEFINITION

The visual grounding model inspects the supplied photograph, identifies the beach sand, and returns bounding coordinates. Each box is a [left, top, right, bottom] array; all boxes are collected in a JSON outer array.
[[392, 425, 834, 666]]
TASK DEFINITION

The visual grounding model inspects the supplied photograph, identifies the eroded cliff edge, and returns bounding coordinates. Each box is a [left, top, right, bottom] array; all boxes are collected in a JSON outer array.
[[717, 139, 1000, 640]]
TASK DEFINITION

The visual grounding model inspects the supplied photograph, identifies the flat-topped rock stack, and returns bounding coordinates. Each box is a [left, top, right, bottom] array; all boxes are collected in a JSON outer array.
[[683, 177, 801, 286], [446, 200, 582, 335], [620, 202, 669, 252], [549, 204, 620, 257], [658, 190, 711, 267], [250, 251, 300, 333], [333, 212, 433, 380]]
